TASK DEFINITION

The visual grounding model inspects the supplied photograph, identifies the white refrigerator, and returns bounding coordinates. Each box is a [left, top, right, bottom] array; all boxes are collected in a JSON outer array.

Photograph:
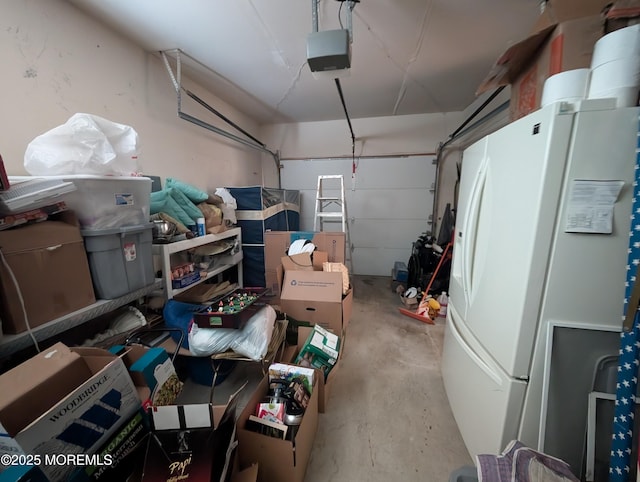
[[441, 99, 640, 461]]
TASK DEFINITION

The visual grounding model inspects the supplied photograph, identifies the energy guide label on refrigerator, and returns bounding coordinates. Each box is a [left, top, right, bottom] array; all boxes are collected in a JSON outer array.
[[564, 179, 624, 234]]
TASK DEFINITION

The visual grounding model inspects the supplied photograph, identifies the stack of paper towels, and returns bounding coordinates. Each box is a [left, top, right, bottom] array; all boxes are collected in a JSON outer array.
[[541, 24, 640, 108]]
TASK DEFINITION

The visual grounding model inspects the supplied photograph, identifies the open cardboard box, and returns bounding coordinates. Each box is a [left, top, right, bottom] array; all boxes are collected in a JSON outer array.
[[279, 268, 352, 334], [0, 343, 141, 481], [293, 326, 345, 413], [476, 0, 628, 119], [265, 231, 345, 300], [110, 344, 184, 408], [139, 384, 244, 482], [237, 375, 318, 482]]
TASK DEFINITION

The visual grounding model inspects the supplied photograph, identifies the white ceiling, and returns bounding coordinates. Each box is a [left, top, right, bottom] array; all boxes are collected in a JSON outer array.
[[66, 0, 542, 124]]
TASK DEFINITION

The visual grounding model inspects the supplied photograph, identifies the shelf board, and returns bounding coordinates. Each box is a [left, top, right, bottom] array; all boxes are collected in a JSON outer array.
[[152, 227, 241, 256], [170, 252, 244, 297], [0, 279, 163, 359]]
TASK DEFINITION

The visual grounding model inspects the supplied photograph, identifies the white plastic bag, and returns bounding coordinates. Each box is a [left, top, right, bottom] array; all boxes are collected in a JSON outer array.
[[188, 305, 276, 359], [24, 113, 140, 176]]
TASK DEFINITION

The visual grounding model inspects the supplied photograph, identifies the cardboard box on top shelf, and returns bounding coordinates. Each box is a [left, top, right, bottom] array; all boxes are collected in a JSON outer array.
[[0, 211, 96, 334], [0, 343, 141, 482], [476, 0, 632, 120], [603, 0, 640, 32], [237, 375, 318, 482]]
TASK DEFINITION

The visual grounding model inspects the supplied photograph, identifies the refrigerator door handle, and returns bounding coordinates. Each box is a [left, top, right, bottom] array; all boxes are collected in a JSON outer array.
[[448, 309, 503, 385], [462, 160, 488, 305]]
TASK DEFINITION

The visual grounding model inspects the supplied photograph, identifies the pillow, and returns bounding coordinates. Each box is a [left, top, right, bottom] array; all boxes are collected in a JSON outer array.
[[150, 190, 194, 227], [166, 177, 209, 204], [168, 187, 204, 225], [198, 202, 223, 228]]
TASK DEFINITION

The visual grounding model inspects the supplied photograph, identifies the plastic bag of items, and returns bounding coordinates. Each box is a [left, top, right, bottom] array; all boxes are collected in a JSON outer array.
[[189, 304, 276, 360], [24, 113, 140, 176]]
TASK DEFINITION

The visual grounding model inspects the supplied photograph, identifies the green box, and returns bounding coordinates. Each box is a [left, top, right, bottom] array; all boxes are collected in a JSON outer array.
[[295, 324, 341, 378]]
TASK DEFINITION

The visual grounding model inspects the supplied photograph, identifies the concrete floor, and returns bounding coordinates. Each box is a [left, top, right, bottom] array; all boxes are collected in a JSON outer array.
[[303, 275, 473, 482], [178, 274, 473, 480]]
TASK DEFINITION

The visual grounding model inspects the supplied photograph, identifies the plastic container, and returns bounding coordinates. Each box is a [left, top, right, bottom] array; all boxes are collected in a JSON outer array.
[[81, 223, 154, 299], [39, 175, 152, 230], [197, 217, 206, 236], [437, 291, 449, 318], [186, 357, 237, 386], [449, 466, 478, 482]]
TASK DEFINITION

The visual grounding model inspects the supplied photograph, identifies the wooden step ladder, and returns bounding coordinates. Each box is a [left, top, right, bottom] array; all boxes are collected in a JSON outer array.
[[313, 175, 352, 272]]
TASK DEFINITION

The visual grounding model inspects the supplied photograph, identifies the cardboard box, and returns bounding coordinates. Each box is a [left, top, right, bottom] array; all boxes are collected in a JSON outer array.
[[265, 231, 345, 273], [294, 325, 340, 379], [603, 0, 640, 32], [0, 343, 141, 481], [68, 408, 150, 482], [140, 389, 241, 482], [294, 326, 344, 413], [400, 293, 419, 307], [110, 345, 184, 408], [231, 464, 258, 482], [0, 211, 96, 333], [510, 15, 604, 119], [477, 0, 615, 120], [279, 270, 353, 333], [237, 376, 318, 482]]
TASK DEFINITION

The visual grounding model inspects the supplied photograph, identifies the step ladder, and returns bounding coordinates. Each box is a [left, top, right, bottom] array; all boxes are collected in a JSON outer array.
[[314, 175, 352, 272]]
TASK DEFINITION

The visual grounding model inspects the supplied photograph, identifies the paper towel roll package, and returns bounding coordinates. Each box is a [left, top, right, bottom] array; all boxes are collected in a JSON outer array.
[[588, 86, 640, 108], [541, 69, 590, 107], [590, 58, 640, 90], [591, 24, 640, 69], [588, 57, 640, 107]]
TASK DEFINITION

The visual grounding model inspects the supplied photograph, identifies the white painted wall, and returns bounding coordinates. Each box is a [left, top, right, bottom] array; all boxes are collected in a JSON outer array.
[[0, 0, 267, 191], [260, 111, 466, 236]]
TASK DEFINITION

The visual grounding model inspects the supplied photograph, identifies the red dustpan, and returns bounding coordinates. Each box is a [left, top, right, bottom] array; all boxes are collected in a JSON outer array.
[[398, 305, 435, 324], [398, 241, 452, 324]]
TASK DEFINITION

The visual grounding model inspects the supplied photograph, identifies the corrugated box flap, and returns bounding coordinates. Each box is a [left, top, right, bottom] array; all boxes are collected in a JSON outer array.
[[0, 211, 82, 254], [0, 343, 91, 436], [476, 25, 555, 95], [532, 0, 611, 32]]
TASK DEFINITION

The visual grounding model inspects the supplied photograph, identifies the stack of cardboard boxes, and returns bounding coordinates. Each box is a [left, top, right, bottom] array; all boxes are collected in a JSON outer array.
[[235, 230, 352, 482], [0, 342, 253, 482]]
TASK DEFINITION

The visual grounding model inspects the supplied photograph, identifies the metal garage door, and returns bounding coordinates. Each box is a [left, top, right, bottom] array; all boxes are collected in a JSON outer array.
[[279, 155, 435, 276]]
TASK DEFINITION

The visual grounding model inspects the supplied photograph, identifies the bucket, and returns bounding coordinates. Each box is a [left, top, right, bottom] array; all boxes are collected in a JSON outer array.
[[186, 357, 238, 386]]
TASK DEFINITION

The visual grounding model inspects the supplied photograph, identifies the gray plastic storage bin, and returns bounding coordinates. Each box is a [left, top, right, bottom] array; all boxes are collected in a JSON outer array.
[[449, 466, 478, 482], [82, 223, 154, 299]]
